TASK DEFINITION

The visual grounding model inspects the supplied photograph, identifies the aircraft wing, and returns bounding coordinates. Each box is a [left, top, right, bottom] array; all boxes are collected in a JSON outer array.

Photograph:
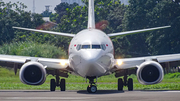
[[108, 26, 170, 37], [0, 54, 69, 70], [13, 27, 75, 37], [114, 53, 180, 69]]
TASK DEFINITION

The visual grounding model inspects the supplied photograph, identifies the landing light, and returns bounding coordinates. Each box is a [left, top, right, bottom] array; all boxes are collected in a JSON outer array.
[[60, 62, 67, 66], [117, 60, 123, 66]]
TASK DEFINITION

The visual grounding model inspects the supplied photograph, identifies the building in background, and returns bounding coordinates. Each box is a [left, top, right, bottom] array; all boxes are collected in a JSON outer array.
[[41, 5, 52, 17]]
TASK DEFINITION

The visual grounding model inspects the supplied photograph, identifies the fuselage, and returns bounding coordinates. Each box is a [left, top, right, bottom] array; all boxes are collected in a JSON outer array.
[[68, 29, 114, 77]]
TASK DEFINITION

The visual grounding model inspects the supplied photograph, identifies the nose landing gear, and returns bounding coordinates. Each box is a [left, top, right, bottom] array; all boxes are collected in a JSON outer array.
[[87, 77, 97, 93], [87, 85, 97, 93]]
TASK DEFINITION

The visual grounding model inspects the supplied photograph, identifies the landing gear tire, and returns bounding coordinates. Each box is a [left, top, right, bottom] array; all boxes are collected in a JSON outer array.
[[60, 79, 66, 91], [87, 85, 97, 93], [87, 85, 91, 93], [118, 78, 123, 91], [50, 79, 56, 91], [128, 78, 133, 91]]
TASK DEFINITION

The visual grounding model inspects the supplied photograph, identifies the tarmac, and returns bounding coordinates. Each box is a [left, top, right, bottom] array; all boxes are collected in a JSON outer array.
[[0, 90, 180, 101]]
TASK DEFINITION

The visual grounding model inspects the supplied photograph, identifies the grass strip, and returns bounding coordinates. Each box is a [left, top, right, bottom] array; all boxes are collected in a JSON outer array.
[[1, 68, 180, 90]]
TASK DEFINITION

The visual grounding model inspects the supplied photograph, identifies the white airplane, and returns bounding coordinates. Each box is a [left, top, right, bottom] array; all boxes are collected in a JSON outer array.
[[0, 0, 175, 93]]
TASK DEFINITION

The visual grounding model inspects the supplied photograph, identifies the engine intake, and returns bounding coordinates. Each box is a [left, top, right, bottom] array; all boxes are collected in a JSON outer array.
[[19, 62, 46, 85], [137, 61, 164, 85]]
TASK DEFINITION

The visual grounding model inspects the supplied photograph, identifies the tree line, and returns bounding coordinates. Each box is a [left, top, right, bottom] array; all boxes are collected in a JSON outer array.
[[0, 0, 180, 58]]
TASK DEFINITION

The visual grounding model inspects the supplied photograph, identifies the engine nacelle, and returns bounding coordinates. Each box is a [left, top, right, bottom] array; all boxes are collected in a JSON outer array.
[[19, 62, 46, 85], [137, 61, 164, 85]]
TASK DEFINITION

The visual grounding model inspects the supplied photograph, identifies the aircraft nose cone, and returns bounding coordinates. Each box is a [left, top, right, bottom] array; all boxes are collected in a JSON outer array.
[[81, 50, 101, 63], [77, 50, 107, 77]]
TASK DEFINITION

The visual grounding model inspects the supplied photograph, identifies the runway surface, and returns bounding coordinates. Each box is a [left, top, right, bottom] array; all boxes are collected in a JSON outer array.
[[0, 90, 180, 101]]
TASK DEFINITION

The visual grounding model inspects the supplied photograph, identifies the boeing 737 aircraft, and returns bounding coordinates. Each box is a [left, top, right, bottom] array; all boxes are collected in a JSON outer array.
[[0, 0, 175, 93]]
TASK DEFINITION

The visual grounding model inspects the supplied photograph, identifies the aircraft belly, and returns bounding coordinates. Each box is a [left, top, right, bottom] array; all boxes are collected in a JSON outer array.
[[70, 54, 112, 77], [75, 62, 107, 77]]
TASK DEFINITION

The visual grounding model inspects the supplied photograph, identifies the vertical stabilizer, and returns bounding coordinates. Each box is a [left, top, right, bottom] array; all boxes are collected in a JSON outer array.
[[88, 0, 95, 29]]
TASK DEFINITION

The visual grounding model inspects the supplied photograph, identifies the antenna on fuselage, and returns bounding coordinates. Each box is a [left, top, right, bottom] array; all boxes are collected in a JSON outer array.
[[87, 0, 95, 29]]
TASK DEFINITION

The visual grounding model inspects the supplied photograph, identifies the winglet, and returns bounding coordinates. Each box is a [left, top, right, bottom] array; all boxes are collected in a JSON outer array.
[[87, 0, 95, 29]]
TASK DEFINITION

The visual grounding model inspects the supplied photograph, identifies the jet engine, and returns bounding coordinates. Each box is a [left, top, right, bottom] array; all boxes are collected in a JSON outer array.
[[19, 62, 46, 85], [137, 61, 164, 85]]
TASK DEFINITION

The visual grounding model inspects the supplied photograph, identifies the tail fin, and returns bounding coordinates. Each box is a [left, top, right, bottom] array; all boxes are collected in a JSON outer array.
[[87, 0, 95, 29]]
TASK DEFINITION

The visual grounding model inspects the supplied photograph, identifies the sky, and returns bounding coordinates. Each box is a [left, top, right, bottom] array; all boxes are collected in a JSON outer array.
[[2, 0, 128, 14], [3, 0, 61, 13]]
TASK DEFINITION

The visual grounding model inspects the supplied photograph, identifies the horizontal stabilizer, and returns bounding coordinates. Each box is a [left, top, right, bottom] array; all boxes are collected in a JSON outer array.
[[108, 26, 171, 37], [13, 27, 75, 37]]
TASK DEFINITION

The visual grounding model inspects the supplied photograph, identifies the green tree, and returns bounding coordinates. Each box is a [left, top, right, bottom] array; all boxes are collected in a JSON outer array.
[[121, 0, 161, 57], [51, 0, 127, 56], [146, 0, 180, 55], [50, 2, 79, 23], [56, 0, 125, 33], [0, 1, 44, 44], [41, 10, 52, 17], [121, 0, 180, 57], [0, 41, 67, 58]]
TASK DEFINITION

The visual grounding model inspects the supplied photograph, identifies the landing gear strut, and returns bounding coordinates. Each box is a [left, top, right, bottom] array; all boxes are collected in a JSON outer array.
[[118, 75, 133, 91], [87, 77, 97, 93], [50, 76, 66, 91]]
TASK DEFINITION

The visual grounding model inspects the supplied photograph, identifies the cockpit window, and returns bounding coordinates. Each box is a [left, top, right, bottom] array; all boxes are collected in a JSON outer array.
[[82, 45, 90, 49], [92, 45, 101, 49], [76, 44, 106, 51], [76, 44, 81, 51], [101, 44, 106, 50]]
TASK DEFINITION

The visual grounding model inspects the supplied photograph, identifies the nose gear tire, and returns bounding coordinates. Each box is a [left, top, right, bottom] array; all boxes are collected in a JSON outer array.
[[87, 85, 97, 93]]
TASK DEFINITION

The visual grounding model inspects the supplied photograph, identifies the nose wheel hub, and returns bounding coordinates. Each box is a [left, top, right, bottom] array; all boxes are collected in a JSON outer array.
[[87, 85, 97, 93], [87, 77, 97, 93]]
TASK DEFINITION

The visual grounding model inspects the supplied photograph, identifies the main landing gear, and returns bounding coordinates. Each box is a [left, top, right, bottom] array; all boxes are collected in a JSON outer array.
[[87, 77, 97, 93], [118, 75, 133, 91], [50, 76, 66, 91], [86, 76, 133, 93], [50, 75, 132, 92]]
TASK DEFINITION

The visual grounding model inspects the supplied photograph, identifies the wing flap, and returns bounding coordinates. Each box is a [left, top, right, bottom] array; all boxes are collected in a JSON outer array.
[[0, 55, 26, 63], [114, 53, 180, 69], [0, 54, 69, 70], [156, 54, 180, 63], [114, 58, 145, 69], [38, 58, 69, 69]]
